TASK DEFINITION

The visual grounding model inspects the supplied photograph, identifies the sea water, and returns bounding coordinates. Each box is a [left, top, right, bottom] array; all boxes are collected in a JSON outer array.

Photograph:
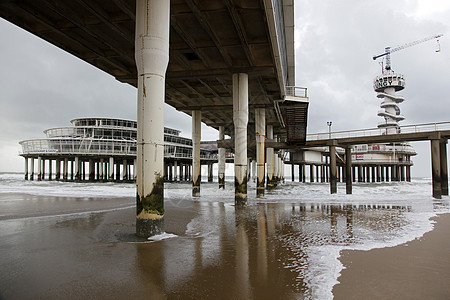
[[0, 172, 448, 299]]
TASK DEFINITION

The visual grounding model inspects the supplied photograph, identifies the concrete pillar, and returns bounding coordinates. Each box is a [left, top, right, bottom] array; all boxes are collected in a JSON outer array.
[[109, 157, 115, 181], [88, 160, 94, 181], [330, 145, 337, 194], [116, 161, 121, 181], [42, 158, 46, 180], [371, 166, 376, 183], [274, 153, 279, 186], [357, 165, 361, 182], [74, 157, 80, 181], [233, 73, 248, 205], [174, 160, 178, 182], [345, 146, 352, 194], [302, 164, 306, 182], [385, 166, 389, 182], [37, 156, 42, 181], [192, 110, 201, 196], [381, 165, 385, 182], [63, 158, 68, 181], [406, 165, 411, 182], [24, 157, 29, 180], [376, 165, 381, 182], [310, 165, 314, 183], [366, 166, 370, 182], [98, 159, 103, 181], [298, 164, 302, 182], [208, 163, 213, 183], [133, 158, 137, 181], [431, 139, 442, 199], [255, 108, 265, 198], [218, 126, 226, 189], [48, 159, 52, 180], [266, 125, 274, 190], [440, 140, 448, 195], [135, 0, 169, 237], [55, 159, 61, 180], [29, 158, 34, 181], [123, 159, 128, 181], [169, 163, 173, 181]]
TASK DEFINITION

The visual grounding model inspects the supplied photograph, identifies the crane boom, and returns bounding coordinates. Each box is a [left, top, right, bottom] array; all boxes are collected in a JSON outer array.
[[373, 34, 443, 70]]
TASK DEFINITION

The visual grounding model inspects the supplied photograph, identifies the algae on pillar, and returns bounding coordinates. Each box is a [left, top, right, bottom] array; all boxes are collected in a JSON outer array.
[[233, 73, 248, 205], [135, 0, 169, 237]]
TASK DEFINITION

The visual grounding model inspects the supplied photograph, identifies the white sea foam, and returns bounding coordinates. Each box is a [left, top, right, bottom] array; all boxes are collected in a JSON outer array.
[[1, 173, 449, 299], [147, 232, 178, 242]]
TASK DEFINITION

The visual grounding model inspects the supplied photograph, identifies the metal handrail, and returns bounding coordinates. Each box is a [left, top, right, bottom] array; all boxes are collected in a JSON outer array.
[[307, 122, 450, 141], [285, 86, 308, 98]]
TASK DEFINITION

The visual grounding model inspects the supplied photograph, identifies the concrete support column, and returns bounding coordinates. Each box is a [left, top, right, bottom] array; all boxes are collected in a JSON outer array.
[[218, 126, 226, 189], [233, 73, 248, 205], [74, 157, 80, 181], [345, 146, 352, 194], [55, 159, 61, 180], [376, 165, 381, 182], [431, 139, 442, 199], [329, 145, 337, 194], [133, 158, 137, 181], [192, 110, 201, 196], [37, 157, 42, 181], [135, 0, 169, 237], [88, 160, 95, 181], [310, 165, 314, 183], [385, 166, 390, 182], [116, 161, 121, 181], [371, 166, 376, 183], [174, 160, 178, 182], [255, 108, 266, 198], [42, 158, 46, 180], [266, 125, 274, 190], [381, 165, 385, 182], [63, 158, 68, 181], [24, 157, 29, 180], [123, 159, 128, 181], [440, 140, 448, 195], [208, 163, 213, 183], [48, 159, 52, 180], [274, 152, 279, 187], [109, 157, 115, 181], [30, 158, 34, 181], [98, 159, 103, 181], [406, 165, 411, 182]]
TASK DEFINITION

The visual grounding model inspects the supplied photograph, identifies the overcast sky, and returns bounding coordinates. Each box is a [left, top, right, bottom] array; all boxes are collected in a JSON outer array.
[[1, 0, 449, 177]]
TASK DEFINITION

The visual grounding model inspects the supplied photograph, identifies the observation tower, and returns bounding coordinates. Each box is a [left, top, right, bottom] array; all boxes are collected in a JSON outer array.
[[373, 70, 405, 134]]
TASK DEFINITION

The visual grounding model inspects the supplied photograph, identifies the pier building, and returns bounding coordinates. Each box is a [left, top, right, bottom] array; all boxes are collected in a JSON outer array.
[[20, 118, 219, 182]]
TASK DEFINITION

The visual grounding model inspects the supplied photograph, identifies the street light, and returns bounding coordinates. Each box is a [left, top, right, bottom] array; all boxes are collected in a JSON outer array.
[[327, 121, 332, 139]]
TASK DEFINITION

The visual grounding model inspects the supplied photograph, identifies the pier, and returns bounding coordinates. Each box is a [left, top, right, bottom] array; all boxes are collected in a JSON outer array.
[[2, 1, 448, 237]]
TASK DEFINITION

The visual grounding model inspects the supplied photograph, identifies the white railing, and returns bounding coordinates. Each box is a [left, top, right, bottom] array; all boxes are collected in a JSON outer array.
[[307, 122, 450, 141], [285, 86, 308, 98]]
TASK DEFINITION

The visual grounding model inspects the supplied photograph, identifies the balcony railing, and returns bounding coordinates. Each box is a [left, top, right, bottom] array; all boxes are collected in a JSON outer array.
[[307, 122, 450, 141]]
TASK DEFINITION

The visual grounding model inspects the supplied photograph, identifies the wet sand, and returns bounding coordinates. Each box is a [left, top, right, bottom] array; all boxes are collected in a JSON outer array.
[[1, 189, 448, 299], [333, 213, 450, 299], [0, 193, 303, 299]]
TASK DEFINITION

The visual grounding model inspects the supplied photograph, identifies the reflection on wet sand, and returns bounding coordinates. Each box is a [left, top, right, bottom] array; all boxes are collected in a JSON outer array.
[[0, 192, 415, 299]]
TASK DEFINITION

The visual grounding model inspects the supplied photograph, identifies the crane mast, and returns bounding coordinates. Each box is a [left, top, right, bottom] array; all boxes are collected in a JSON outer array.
[[373, 34, 443, 71]]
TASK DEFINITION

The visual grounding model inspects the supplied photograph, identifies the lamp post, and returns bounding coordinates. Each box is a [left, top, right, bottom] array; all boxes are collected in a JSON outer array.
[[327, 121, 332, 139]]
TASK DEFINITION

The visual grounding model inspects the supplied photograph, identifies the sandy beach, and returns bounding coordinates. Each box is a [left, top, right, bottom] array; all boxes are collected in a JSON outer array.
[[1, 176, 449, 299], [333, 213, 450, 299]]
